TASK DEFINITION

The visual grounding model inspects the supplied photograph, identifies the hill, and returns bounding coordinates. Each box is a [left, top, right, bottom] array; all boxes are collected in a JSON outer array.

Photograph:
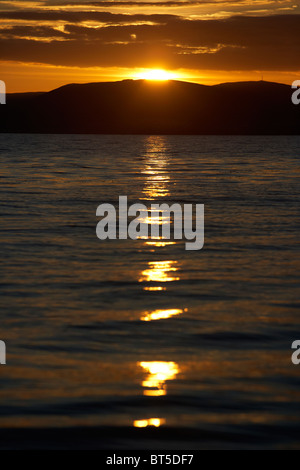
[[1, 79, 299, 134]]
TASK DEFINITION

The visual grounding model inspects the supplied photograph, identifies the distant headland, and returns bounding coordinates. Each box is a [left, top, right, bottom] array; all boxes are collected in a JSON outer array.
[[1, 79, 299, 135]]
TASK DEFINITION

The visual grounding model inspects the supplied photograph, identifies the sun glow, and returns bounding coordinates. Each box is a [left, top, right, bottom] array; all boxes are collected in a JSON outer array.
[[135, 69, 178, 81]]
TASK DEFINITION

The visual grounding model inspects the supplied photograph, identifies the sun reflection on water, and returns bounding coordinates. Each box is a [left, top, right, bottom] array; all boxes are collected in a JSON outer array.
[[141, 308, 186, 322], [145, 240, 176, 247], [141, 136, 171, 200], [139, 361, 180, 397], [143, 286, 166, 291], [139, 260, 179, 283], [133, 137, 183, 429], [133, 418, 166, 428]]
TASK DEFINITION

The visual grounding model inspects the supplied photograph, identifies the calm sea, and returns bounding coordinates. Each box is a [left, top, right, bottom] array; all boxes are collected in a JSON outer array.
[[0, 134, 299, 449]]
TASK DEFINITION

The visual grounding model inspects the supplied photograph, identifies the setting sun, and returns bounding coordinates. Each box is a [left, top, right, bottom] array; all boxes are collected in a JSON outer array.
[[134, 69, 177, 81]]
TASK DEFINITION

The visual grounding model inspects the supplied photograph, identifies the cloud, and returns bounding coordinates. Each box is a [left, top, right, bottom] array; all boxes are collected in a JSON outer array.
[[0, 10, 176, 22], [1, 25, 67, 37], [45, 1, 253, 5], [61, 14, 300, 48], [0, 13, 299, 71]]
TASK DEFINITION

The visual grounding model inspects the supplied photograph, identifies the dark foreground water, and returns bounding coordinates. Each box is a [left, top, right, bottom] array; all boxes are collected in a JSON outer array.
[[0, 134, 299, 449]]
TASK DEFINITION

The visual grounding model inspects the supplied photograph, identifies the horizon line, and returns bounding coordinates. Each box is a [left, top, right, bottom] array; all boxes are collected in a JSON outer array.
[[6, 78, 289, 95]]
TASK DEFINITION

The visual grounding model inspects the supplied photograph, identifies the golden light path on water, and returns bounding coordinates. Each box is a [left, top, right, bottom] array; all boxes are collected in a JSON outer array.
[[139, 260, 180, 284], [142, 177, 170, 199], [141, 136, 171, 200], [143, 286, 166, 291], [139, 361, 180, 397], [141, 308, 186, 322], [138, 213, 169, 225], [145, 241, 175, 247], [133, 137, 184, 428], [133, 418, 166, 428]]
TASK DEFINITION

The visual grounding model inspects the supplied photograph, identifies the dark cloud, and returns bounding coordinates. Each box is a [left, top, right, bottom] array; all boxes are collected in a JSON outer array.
[[0, 25, 67, 37], [0, 0, 250, 4], [45, 1, 246, 5], [0, 14, 299, 71], [0, 10, 176, 22], [0, 2, 21, 10], [62, 15, 300, 48]]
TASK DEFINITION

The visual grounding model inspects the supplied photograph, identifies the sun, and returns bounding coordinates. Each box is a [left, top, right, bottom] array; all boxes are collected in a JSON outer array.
[[134, 69, 177, 81]]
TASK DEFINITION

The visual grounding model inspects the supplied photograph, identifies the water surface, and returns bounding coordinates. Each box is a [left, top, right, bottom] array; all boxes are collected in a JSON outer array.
[[0, 134, 299, 449]]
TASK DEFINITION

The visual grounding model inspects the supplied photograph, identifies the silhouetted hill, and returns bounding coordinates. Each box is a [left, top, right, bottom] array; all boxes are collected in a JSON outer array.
[[1, 79, 299, 134]]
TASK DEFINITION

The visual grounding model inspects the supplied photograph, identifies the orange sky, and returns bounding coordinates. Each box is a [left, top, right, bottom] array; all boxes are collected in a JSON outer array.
[[0, 0, 299, 92]]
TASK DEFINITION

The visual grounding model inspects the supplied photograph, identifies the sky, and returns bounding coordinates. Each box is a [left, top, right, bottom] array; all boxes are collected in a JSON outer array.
[[0, 0, 299, 91]]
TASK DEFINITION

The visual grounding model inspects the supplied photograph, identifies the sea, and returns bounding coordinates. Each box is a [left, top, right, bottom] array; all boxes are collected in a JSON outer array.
[[0, 134, 299, 449]]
